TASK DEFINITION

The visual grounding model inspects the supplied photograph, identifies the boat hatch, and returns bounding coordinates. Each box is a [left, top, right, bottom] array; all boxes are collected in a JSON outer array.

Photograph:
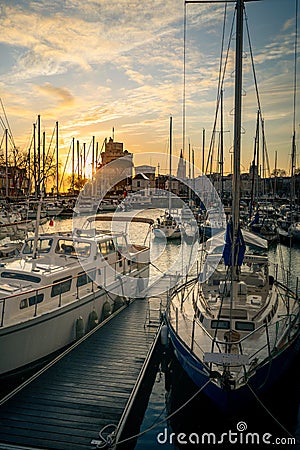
[[248, 295, 262, 306], [219, 308, 248, 319], [0, 284, 19, 293], [0, 272, 41, 283]]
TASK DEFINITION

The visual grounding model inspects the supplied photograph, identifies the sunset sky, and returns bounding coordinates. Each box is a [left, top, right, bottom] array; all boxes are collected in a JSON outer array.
[[0, 0, 299, 179]]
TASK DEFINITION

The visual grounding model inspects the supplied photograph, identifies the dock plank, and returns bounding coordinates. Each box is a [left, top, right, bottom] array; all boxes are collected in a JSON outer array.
[[0, 298, 159, 450]]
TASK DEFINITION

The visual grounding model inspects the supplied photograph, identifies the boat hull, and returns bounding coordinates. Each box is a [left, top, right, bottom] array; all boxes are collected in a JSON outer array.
[[153, 227, 181, 240], [0, 266, 149, 379], [168, 323, 300, 413]]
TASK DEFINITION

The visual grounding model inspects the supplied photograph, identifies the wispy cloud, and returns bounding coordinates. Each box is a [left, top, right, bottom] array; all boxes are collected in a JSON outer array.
[[0, 0, 297, 172]]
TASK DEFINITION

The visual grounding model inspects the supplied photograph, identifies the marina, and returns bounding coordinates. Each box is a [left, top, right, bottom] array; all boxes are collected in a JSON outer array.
[[0, 214, 299, 449], [0, 0, 300, 448]]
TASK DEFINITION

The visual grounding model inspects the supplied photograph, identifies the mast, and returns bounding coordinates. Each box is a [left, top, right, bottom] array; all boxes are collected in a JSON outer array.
[[42, 131, 46, 196], [33, 123, 37, 198], [72, 137, 75, 195], [5, 129, 8, 198], [232, 0, 243, 264], [220, 88, 224, 199], [56, 121, 59, 198], [92, 136, 95, 176], [169, 116, 172, 212], [202, 128, 205, 174], [37, 114, 41, 198], [229, 0, 244, 330], [274, 150, 277, 198]]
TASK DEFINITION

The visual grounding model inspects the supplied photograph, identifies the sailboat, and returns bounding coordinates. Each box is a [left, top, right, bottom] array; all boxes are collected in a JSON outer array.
[[153, 116, 181, 240], [166, 0, 300, 412]]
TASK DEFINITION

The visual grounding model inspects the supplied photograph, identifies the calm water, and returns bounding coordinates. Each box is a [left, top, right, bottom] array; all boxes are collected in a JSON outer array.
[[5, 213, 300, 449], [132, 229, 300, 449]]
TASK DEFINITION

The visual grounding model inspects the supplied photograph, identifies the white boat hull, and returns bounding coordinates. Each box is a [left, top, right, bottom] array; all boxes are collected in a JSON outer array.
[[0, 264, 149, 378]]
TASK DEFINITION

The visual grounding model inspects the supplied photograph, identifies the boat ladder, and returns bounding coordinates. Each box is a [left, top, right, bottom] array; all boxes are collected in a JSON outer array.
[[144, 295, 166, 328]]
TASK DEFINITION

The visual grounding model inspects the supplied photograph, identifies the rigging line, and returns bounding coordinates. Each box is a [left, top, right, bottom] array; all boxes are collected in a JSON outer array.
[[0, 98, 16, 150], [115, 379, 212, 447], [183, 1, 187, 157], [59, 140, 72, 191], [205, 6, 236, 174], [246, 382, 299, 443], [0, 117, 15, 150], [43, 125, 57, 180], [217, 1, 228, 100], [245, 11, 272, 179], [292, 0, 298, 137], [45, 125, 56, 161]]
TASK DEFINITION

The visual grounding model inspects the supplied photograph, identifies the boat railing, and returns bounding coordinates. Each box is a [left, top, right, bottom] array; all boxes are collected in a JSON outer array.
[[269, 261, 299, 298], [0, 268, 99, 327], [0, 251, 150, 327], [168, 296, 299, 381]]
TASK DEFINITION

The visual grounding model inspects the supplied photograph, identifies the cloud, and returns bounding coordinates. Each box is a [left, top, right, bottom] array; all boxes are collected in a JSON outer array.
[[34, 83, 75, 106]]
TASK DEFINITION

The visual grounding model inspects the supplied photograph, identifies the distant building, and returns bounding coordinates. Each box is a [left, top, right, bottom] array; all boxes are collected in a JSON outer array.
[[96, 137, 133, 195], [101, 137, 133, 168], [0, 165, 29, 197], [132, 173, 150, 192], [134, 165, 156, 189], [176, 149, 186, 180]]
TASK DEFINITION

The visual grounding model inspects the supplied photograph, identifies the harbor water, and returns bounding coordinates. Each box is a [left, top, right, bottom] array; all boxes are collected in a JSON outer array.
[[2, 211, 300, 449]]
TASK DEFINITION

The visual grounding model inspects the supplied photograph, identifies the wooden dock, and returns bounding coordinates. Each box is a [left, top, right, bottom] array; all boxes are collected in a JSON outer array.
[[0, 295, 163, 450]]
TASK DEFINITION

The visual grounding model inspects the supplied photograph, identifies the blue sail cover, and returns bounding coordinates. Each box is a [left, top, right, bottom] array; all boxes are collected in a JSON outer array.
[[250, 211, 259, 226], [223, 220, 246, 266]]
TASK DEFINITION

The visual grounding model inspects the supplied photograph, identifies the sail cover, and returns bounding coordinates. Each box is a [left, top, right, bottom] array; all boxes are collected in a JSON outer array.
[[223, 220, 246, 266]]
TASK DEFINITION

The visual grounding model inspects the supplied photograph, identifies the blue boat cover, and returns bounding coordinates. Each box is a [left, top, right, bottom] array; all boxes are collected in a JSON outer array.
[[223, 220, 246, 266]]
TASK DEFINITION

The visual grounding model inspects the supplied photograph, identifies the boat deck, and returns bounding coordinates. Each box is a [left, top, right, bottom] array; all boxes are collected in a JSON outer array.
[[0, 295, 161, 450]]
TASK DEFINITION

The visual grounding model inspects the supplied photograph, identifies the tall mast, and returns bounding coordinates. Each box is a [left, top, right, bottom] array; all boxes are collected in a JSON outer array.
[[56, 121, 59, 198], [220, 88, 224, 199], [5, 129, 8, 198], [42, 131, 45, 196], [232, 0, 243, 262], [33, 123, 37, 198], [72, 137, 75, 195], [169, 116, 172, 212], [37, 114, 41, 198], [229, 0, 244, 330], [202, 128, 205, 174]]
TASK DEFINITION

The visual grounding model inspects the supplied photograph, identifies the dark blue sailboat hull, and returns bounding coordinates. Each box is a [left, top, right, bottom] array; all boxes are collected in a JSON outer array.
[[168, 324, 300, 413]]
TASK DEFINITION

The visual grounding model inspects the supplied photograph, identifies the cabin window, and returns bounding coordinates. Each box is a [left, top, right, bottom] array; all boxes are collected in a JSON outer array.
[[99, 242, 107, 255], [107, 240, 115, 253], [56, 240, 91, 257], [211, 320, 230, 329], [51, 276, 72, 297], [99, 240, 115, 256], [28, 293, 44, 306], [76, 270, 96, 287], [20, 299, 28, 309], [235, 321, 255, 332], [23, 239, 53, 254], [74, 242, 91, 257], [1, 272, 41, 283]]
